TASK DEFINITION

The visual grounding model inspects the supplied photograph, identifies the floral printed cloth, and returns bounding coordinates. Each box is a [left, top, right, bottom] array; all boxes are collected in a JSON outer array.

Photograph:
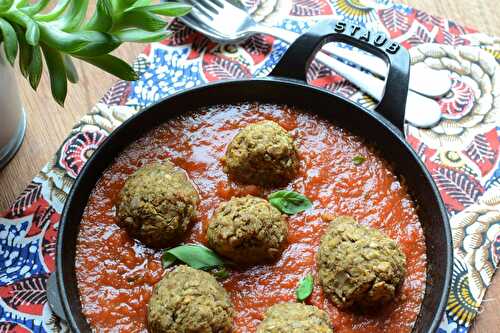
[[1, 0, 499, 332]]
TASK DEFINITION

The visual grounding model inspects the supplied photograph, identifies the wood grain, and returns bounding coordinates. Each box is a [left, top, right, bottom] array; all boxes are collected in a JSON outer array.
[[0, 1, 498, 332], [399, 0, 500, 36]]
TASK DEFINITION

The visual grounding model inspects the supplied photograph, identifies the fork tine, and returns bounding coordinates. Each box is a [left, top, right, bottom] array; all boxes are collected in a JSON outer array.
[[184, 0, 215, 20], [212, 0, 244, 10], [196, 0, 220, 14], [203, 0, 225, 9], [191, 7, 213, 21]]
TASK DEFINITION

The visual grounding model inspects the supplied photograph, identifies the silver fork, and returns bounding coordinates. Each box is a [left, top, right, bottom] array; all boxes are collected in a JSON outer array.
[[180, 0, 451, 98], [177, 0, 448, 128]]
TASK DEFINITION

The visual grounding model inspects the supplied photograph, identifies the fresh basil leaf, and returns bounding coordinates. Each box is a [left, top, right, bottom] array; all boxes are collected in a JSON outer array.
[[64, 55, 78, 83], [84, 0, 113, 32], [28, 45, 42, 90], [41, 45, 67, 106], [352, 155, 366, 165], [114, 28, 170, 43], [34, 0, 71, 21], [161, 252, 177, 269], [77, 54, 138, 81], [268, 190, 312, 215], [0, 18, 18, 65], [211, 266, 230, 279], [134, 3, 192, 16], [296, 273, 314, 302], [161, 244, 226, 270]]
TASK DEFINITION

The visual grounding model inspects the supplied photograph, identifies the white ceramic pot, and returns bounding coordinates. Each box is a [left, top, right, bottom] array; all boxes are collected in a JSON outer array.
[[0, 49, 26, 169]]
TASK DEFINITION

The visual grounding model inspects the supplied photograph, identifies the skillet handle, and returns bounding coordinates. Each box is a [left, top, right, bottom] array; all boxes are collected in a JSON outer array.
[[47, 273, 68, 322], [270, 20, 410, 133]]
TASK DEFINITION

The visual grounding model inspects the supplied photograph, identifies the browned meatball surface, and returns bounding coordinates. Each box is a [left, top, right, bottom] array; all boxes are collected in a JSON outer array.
[[207, 195, 288, 264], [317, 216, 406, 310], [223, 120, 299, 186], [256, 302, 333, 333], [148, 266, 234, 333], [116, 161, 199, 248]]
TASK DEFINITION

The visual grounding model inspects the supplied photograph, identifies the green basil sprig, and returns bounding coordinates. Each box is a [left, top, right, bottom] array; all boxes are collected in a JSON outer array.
[[0, 0, 191, 106], [268, 190, 312, 215], [162, 244, 229, 278], [352, 155, 366, 165], [296, 273, 314, 302], [211, 266, 230, 279]]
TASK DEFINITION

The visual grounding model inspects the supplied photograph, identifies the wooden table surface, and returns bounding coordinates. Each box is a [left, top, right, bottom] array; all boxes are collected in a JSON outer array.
[[0, 1, 498, 331]]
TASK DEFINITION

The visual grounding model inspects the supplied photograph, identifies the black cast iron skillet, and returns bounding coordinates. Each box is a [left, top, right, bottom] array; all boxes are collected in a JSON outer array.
[[49, 20, 452, 332]]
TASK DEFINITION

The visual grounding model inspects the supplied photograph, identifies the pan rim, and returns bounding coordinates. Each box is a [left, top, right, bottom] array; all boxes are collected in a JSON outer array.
[[56, 77, 452, 333]]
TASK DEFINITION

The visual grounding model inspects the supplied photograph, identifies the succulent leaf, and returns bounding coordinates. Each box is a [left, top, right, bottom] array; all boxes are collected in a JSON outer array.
[[34, 0, 72, 21], [0, 0, 191, 105], [21, 0, 50, 16], [28, 45, 42, 90], [77, 54, 139, 81], [42, 44, 67, 106], [0, 18, 18, 65]]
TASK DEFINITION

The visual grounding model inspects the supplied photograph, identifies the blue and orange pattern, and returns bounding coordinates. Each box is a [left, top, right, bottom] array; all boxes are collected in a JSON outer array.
[[1, 0, 499, 332]]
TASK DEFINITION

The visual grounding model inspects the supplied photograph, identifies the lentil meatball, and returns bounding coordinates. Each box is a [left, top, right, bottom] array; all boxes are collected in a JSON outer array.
[[148, 265, 234, 333], [207, 195, 288, 264], [223, 120, 299, 185], [317, 216, 406, 310], [256, 302, 333, 333], [116, 161, 199, 248]]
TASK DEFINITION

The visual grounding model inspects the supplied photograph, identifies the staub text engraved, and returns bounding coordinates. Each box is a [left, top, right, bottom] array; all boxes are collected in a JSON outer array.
[[334, 21, 401, 54]]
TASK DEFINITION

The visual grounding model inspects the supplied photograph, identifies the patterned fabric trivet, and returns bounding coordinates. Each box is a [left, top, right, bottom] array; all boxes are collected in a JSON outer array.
[[1, 1, 499, 332]]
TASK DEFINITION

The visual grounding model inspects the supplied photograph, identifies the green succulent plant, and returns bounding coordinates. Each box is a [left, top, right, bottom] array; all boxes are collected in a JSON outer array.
[[0, 0, 191, 106]]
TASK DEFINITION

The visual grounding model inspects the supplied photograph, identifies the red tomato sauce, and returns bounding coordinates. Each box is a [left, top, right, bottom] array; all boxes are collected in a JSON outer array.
[[76, 103, 426, 332]]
